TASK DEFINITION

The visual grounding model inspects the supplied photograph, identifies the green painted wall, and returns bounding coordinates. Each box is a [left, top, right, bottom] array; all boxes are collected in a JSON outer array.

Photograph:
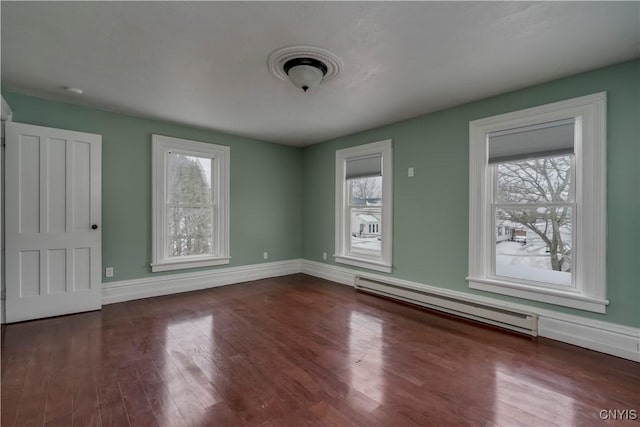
[[2, 91, 303, 283], [302, 59, 640, 327], [4, 60, 638, 327]]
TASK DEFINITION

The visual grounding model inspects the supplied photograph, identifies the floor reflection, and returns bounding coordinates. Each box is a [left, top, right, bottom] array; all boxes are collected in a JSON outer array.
[[162, 314, 216, 426], [348, 310, 386, 404], [2, 279, 637, 426], [493, 363, 576, 426]]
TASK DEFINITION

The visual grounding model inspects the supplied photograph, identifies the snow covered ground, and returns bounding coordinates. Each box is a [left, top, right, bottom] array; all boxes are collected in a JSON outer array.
[[348, 235, 571, 286], [351, 236, 381, 255], [495, 241, 571, 286]]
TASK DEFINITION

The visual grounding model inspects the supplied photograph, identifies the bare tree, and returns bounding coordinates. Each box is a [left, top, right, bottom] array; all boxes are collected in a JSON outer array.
[[167, 155, 212, 257], [497, 156, 572, 271], [350, 177, 382, 204]]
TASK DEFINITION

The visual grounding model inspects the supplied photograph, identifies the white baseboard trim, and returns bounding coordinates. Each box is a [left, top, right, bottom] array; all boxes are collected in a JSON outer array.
[[300, 260, 640, 362], [538, 317, 639, 363], [301, 258, 354, 286], [102, 259, 302, 305]]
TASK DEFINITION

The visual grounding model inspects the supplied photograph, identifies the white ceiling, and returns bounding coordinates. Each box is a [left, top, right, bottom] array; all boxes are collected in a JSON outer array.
[[2, 2, 639, 146]]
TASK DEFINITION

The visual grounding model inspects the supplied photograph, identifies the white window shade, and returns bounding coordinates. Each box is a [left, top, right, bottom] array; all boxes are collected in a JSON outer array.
[[488, 118, 575, 163], [346, 154, 382, 179]]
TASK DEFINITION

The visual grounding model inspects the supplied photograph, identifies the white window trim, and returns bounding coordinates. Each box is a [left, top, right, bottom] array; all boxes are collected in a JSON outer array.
[[151, 134, 230, 273], [467, 93, 608, 313], [335, 140, 393, 273]]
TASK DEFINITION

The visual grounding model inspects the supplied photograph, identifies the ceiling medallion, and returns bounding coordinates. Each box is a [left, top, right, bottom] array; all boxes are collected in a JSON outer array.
[[267, 45, 343, 92]]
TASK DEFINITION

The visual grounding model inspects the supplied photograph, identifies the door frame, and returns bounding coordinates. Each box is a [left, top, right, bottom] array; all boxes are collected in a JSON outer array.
[[0, 95, 13, 324]]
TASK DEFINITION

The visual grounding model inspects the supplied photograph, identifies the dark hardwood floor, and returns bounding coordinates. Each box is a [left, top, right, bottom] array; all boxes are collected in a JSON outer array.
[[1, 274, 638, 427]]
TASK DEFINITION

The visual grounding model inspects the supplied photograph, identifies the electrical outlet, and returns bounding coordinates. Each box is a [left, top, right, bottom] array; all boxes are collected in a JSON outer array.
[[408, 167, 414, 177], [263, 252, 268, 260], [323, 252, 327, 260], [105, 267, 114, 278]]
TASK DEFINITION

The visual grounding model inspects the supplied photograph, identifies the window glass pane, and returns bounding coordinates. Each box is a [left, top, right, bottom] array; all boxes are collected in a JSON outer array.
[[350, 207, 382, 256], [349, 176, 382, 206], [167, 153, 212, 204], [167, 206, 213, 257], [495, 207, 572, 286], [496, 155, 573, 203], [349, 176, 383, 257]]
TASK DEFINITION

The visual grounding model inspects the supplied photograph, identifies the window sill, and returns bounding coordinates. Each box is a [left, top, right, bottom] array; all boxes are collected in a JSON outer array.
[[466, 276, 608, 313], [335, 255, 392, 273], [151, 257, 230, 272]]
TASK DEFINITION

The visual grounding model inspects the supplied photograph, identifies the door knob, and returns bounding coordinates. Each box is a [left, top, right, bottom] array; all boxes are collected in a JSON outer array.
[[91, 224, 98, 230]]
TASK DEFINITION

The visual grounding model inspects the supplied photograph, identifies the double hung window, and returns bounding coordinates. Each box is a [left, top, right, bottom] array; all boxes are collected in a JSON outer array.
[[491, 120, 575, 287], [335, 140, 393, 273], [468, 93, 607, 312], [151, 135, 230, 272]]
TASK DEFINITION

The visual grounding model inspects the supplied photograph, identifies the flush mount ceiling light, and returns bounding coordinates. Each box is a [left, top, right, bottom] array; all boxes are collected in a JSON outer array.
[[283, 57, 327, 92], [268, 45, 342, 93]]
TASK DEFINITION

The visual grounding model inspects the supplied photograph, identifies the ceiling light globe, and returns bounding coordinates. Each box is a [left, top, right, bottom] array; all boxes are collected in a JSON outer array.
[[287, 64, 324, 92], [282, 57, 329, 93]]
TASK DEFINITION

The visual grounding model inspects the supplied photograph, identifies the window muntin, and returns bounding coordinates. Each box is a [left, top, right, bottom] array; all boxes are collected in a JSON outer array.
[[152, 135, 229, 272], [492, 155, 575, 288]]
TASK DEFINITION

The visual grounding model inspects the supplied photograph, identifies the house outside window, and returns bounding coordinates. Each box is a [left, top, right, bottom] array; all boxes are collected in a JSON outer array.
[[335, 140, 393, 273], [467, 93, 607, 313], [151, 135, 230, 272]]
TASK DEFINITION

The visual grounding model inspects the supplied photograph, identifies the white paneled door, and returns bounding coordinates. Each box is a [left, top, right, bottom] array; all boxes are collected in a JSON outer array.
[[5, 122, 102, 323]]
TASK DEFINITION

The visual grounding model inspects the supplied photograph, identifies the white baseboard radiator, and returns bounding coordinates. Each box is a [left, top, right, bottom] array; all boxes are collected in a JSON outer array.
[[355, 276, 538, 336]]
